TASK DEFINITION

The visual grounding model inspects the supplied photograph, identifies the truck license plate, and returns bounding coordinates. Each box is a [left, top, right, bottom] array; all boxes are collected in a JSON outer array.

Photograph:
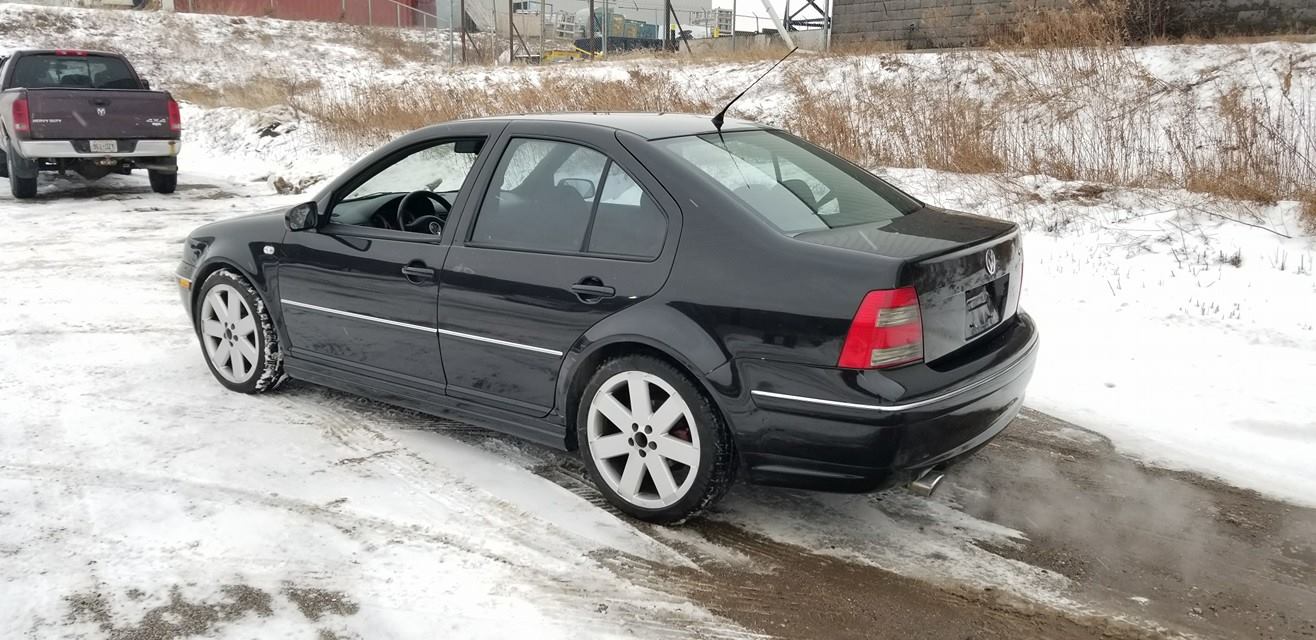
[[90, 140, 117, 154]]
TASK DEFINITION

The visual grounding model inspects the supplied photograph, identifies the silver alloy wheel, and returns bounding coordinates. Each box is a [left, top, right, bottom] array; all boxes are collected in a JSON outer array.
[[587, 370, 702, 509], [199, 283, 260, 384]]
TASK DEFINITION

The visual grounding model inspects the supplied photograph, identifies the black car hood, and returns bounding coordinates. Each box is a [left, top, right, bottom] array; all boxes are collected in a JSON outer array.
[[792, 207, 1016, 261], [190, 207, 286, 238]]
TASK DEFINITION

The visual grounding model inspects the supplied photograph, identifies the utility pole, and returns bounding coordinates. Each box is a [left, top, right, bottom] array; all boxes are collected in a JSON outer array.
[[588, 0, 596, 58], [509, 0, 515, 64], [460, 0, 467, 62], [602, 0, 608, 58], [662, 0, 671, 51], [759, 0, 793, 48]]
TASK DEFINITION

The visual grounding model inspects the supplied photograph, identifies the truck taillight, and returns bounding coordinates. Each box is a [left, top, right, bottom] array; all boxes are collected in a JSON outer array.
[[167, 98, 182, 132], [12, 97, 30, 136], [838, 287, 924, 369]]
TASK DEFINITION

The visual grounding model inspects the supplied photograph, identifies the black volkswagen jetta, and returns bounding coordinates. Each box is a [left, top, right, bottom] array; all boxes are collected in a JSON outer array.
[[177, 113, 1038, 524]]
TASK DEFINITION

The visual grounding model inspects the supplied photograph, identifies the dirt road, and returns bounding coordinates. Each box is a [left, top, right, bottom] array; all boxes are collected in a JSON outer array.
[[532, 410, 1316, 640]]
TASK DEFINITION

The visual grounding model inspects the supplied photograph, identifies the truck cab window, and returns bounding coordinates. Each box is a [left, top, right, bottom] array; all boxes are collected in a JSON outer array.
[[10, 54, 140, 90]]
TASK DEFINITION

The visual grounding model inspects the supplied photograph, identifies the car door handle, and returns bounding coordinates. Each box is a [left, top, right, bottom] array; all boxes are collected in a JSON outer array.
[[401, 265, 436, 284], [570, 283, 615, 303]]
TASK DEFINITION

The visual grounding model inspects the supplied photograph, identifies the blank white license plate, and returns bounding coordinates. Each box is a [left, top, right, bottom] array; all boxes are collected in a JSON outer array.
[[89, 140, 117, 153]]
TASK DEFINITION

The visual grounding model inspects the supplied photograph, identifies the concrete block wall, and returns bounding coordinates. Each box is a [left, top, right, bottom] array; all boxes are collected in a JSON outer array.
[[830, 0, 1316, 48]]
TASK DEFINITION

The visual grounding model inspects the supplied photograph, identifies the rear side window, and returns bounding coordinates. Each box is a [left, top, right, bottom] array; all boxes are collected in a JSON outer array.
[[9, 54, 140, 90], [471, 138, 665, 258], [655, 130, 920, 235]]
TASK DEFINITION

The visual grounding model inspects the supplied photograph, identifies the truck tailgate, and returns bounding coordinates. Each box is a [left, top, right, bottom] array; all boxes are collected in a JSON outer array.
[[24, 88, 174, 140]]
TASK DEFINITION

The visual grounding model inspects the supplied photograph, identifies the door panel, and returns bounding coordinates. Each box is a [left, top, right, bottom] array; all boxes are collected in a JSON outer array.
[[438, 248, 666, 413], [280, 229, 447, 391], [437, 123, 682, 417]]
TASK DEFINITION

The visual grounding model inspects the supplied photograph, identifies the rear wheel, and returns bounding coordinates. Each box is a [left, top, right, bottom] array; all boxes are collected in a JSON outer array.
[[6, 142, 35, 199], [149, 170, 177, 194], [577, 355, 736, 524], [193, 269, 284, 394]]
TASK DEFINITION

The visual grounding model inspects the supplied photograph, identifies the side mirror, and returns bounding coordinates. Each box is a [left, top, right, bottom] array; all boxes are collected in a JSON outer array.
[[559, 178, 596, 200], [286, 202, 320, 231], [140, 78, 151, 90]]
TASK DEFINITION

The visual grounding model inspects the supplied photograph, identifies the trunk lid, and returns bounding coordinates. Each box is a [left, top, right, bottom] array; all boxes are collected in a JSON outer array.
[[24, 88, 174, 140], [796, 207, 1023, 364]]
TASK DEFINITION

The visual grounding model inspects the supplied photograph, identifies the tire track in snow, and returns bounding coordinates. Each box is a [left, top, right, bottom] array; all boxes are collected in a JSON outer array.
[[269, 390, 760, 639]]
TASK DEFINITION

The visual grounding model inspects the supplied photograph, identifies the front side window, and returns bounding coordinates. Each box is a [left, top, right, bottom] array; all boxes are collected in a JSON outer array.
[[331, 139, 482, 232], [654, 130, 920, 235], [11, 54, 139, 89], [472, 138, 665, 258], [344, 142, 478, 202]]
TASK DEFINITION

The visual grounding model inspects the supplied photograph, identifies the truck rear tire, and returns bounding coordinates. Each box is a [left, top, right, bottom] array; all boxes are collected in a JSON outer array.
[[9, 173, 35, 199], [5, 141, 36, 199], [0, 146, 8, 178], [149, 170, 177, 194]]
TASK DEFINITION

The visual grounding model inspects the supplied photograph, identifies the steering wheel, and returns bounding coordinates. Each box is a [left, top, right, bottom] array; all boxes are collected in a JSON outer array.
[[395, 190, 452, 235]]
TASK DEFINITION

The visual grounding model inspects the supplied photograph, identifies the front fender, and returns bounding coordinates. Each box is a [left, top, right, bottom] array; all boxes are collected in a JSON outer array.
[[182, 211, 287, 322]]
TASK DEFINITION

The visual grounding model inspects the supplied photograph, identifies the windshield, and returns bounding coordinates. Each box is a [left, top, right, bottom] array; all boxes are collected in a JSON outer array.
[[654, 130, 920, 234], [10, 54, 141, 90]]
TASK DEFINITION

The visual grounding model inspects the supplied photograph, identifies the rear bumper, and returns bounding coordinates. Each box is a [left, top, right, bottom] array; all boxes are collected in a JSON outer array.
[[727, 312, 1039, 492], [14, 138, 181, 159]]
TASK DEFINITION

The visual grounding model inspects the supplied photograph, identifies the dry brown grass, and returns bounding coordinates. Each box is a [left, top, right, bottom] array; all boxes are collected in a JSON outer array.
[[173, 75, 322, 113], [987, 0, 1171, 48], [784, 68, 1006, 174], [302, 70, 714, 149], [1300, 190, 1316, 233], [346, 25, 440, 65]]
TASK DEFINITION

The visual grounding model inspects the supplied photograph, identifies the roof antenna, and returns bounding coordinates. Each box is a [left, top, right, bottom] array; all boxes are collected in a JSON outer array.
[[712, 46, 798, 132]]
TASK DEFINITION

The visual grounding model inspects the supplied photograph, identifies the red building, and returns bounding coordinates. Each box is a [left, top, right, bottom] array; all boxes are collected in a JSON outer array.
[[176, 0, 435, 29]]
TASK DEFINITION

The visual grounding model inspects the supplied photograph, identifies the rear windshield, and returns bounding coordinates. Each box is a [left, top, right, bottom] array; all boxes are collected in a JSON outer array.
[[9, 54, 140, 90], [654, 130, 920, 234]]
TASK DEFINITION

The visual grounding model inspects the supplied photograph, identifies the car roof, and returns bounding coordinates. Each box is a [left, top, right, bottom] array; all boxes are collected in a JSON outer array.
[[464, 112, 770, 140]]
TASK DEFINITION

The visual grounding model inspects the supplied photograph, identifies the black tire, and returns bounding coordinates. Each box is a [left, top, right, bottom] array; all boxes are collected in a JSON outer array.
[[192, 269, 285, 394], [0, 146, 8, 178], [576, 355, 736, 525], [6, 142, 35, 199], [149, 170, 177, 194]]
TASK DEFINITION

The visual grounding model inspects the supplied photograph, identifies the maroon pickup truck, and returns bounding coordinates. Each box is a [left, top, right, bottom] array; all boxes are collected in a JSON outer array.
[[0, 49, 181, 199]]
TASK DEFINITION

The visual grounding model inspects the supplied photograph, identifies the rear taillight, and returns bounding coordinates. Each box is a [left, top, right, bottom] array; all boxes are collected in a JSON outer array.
[[12, 97, 30, 136], [838, 287, 924, 369], [167, 98, 182, 132]]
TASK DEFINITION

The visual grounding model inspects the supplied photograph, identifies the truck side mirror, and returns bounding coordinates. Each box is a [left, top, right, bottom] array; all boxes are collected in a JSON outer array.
[[140, 78, 151, 90], [286, 202, 320, 231]]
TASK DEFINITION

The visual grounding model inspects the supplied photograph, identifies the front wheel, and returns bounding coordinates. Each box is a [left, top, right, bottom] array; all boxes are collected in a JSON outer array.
[[193, 269, 284, 394], [577, 355, 736, 525], [149, 170, 177, 194]]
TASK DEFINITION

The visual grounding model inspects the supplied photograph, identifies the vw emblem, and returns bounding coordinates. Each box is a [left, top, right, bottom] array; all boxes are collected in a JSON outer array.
[[96, 107, 107, 117], [984, 249, 998, 276]]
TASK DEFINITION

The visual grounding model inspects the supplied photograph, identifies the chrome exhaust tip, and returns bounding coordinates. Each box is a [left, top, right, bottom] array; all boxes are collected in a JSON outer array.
[[908, 470, 945, 497]]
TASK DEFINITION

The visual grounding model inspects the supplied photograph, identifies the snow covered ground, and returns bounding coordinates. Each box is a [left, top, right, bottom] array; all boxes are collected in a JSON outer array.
[[0, 173, 751, 639], [1, 2, 1315, 635], [0, 171, 1095, 639]]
